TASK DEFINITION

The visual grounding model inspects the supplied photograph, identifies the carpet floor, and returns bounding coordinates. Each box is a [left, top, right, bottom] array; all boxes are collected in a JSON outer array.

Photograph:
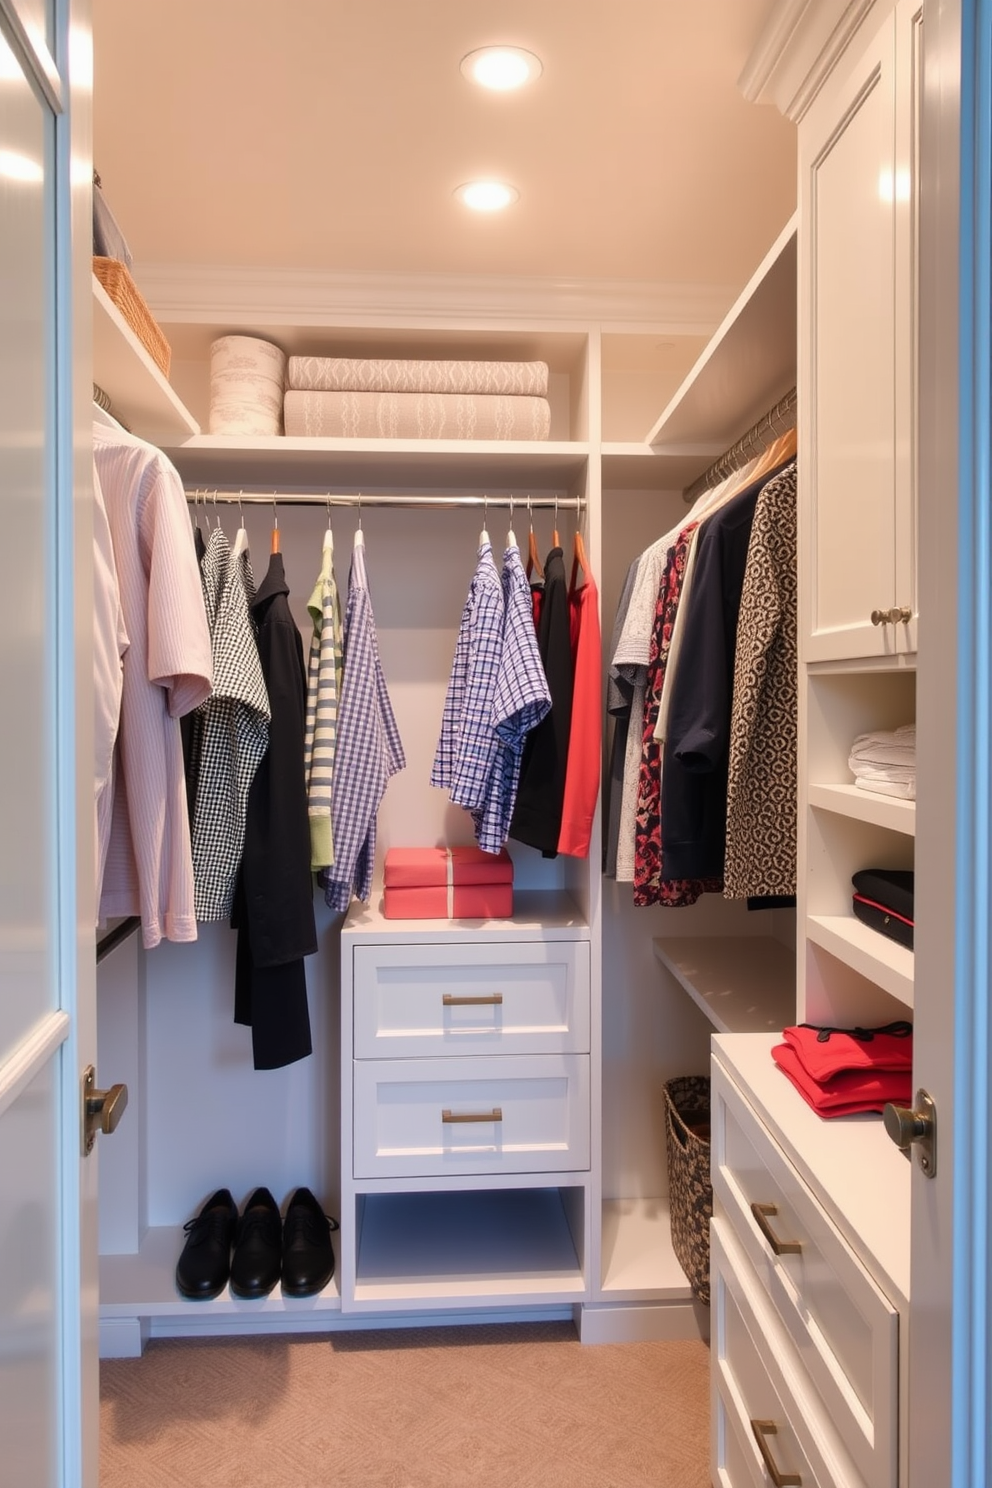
[[99, 1323, 711, 1488]]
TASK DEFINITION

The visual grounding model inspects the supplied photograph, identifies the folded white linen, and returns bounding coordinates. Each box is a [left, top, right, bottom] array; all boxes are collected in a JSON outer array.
[[287, 356, 549, 398], [283, 389, 552, 440], [849, 725, 917, 767], [855, 775, 917, 800]]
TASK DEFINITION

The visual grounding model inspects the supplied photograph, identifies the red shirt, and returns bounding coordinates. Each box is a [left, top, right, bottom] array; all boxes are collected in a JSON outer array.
[[557, 568, 601, 858]]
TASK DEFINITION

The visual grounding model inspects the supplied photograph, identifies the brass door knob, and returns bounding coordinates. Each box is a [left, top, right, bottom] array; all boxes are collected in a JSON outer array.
[[81, 1064, 129, 1155], [883, 1088, 936, 1177], [870, 609, 891, 626]]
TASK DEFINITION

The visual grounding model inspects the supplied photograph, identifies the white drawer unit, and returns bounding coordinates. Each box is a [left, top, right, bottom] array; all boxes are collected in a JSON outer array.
[[713, 1063, 898, 1488], [353, 1053, 591, 1179], [712, 1221, 868, 1488], [352, 940, 591, 1059]]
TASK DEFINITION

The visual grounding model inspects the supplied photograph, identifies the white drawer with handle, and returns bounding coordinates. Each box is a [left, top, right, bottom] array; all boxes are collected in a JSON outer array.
[[712, 1219, 868, 1488], [352, 941, 590, 1059], [712, 1058, 897, 1488], [353, 1053, 590, 1179]]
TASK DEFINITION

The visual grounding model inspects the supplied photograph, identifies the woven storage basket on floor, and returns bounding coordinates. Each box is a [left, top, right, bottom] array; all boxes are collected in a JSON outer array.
[[93, 256, 171, 376], [663, 1075, 712, 1305]]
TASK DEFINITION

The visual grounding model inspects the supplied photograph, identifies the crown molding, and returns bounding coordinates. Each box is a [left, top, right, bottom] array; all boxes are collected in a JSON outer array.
[[739, 0, 881, 121], [136, 263, 733, 334]]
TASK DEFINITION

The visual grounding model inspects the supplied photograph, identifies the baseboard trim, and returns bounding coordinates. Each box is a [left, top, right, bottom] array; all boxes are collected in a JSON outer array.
[[577, 1299, 710, 1345]]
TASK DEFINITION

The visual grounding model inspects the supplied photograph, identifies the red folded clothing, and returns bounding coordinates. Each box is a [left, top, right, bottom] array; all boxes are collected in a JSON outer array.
[[771, 1041, 912, 1117], [383, 846, 513, 889], [782, 1021, 913, 1083]]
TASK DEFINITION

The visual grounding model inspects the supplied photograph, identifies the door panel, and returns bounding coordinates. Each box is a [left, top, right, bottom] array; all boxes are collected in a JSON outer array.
[[0, 2, 96, 1484], [0, 23, 56, 1068]]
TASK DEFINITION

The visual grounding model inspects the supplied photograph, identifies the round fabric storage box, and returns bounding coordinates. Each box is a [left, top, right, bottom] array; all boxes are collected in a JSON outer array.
[[209, 334, 286, 435]]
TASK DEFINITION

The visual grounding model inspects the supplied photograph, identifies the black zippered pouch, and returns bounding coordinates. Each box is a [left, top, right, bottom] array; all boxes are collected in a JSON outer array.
[[851, 868, 914, 950]]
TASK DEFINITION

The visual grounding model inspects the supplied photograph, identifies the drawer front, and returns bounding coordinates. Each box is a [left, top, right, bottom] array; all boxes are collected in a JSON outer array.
[[712, 1065, 897, 1488], [353, 1054, 590, 1179], [712, 1221, 866, 1488], [353, 941, 590, 1058]]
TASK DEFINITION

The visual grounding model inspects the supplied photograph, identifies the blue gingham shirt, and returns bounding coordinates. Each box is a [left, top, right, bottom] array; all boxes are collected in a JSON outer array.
[[430, 541, 504, 809], [321, 537, 405, 911], [471, 545, 551, 853]]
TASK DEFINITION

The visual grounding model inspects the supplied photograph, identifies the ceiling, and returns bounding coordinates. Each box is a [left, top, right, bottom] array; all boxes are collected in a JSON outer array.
[[91, 0, 797, 303]]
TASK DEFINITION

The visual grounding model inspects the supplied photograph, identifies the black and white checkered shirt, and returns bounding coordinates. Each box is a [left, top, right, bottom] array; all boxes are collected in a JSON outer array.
[[190, 527, 271, 920]]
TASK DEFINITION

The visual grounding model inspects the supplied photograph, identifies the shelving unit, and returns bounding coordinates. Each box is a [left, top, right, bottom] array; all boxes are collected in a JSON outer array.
[[94, 214, 808, 1354], [806, 914, 914, 1007]]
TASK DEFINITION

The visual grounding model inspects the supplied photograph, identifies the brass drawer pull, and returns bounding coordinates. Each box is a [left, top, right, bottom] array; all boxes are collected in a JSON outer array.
[[750, 1420, 802, 1486], [750, 1201, 802, 1255], [442, 993, 504, 1007], [442, 1108, 503, 1124]]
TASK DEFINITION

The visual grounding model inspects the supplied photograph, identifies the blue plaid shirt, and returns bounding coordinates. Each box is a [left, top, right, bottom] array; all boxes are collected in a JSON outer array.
[[471, 545, 551, 853], [431, 541, 504, 810], [321, 537, 405, 911]]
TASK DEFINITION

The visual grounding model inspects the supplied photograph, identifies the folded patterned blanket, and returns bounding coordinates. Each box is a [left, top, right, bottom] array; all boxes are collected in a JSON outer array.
[[287, 356, 549, 398], [283, 389, 552, 440]]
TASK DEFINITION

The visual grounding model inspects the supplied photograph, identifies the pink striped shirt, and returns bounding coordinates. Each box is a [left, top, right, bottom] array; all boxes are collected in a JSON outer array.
[[94, 423, 212, 947]]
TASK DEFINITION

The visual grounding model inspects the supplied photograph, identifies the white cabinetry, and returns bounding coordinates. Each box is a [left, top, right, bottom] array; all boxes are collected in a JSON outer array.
[[711, 2, 923, 1483], [800, 1, 922, 663]]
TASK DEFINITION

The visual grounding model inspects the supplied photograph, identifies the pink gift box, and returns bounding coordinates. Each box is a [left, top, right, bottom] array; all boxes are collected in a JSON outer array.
[[383, 883, 514, 920], [382, 847, 513, 920]]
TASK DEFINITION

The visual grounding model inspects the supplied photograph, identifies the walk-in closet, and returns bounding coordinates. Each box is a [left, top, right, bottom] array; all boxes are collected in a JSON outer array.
[[3, 0, 986, 1484]]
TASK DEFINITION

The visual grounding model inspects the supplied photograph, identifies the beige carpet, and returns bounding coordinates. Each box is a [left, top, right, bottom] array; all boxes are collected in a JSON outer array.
[[100, 1323, 711, 1488]]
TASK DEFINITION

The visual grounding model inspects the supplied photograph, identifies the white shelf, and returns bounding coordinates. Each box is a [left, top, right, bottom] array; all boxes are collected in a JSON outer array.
[[808, 782, 916, 836], [601, 442, 714, 492], [351, 1189, 585, 1307], [343, 889, 589, 945], [644, 214, 797, 460], [599, 1198, 695, 1299], [807, 914, 914, 1008], [92, 278, 200, 443], [653, 936, 794, 1034], [164, 434, 589, 490], [713, 1033, 911, 1310], [99, 1225, 341, 1318]]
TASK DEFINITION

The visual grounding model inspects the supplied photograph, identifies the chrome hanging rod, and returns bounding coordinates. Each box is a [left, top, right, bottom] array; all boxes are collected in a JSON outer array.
[[183, 490, 584, 512], [682, 385, 797, 504]]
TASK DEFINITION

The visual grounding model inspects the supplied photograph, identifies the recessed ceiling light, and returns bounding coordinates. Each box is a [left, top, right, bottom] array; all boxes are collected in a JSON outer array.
[[456, 180, 520, 212], [460, 46, 542, 91]]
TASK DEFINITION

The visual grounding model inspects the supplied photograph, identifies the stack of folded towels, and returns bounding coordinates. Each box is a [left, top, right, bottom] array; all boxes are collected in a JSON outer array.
[[771, 1021, 913, 1118], [282, 356, 552, 440], [848, 724, 916, 799]]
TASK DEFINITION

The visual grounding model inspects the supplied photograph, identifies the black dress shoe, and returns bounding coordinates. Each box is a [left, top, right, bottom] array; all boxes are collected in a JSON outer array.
[[230, 1187, 282, 1299], [175, 1188, 238, 1300], [281, 1187, 338, 1297]]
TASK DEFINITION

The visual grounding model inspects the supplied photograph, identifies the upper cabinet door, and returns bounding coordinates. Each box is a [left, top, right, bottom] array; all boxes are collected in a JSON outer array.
[[800, 6, 918, 662]]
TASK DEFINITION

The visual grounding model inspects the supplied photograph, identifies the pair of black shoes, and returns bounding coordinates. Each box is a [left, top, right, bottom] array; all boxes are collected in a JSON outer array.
[[175, 1186, 338, 1300]]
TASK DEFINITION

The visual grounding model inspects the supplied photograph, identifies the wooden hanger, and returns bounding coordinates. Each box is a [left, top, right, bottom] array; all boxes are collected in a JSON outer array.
[[552, 494, 560, 549], [570, 527, 589, 590], [526, 497, 544, 580], [270, 496, 280, 554]]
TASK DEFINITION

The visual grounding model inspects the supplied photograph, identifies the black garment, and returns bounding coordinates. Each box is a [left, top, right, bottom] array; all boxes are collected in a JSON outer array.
[[509, 545, 572, 855], [232, 552, 317, 1070], [180, 523, 208, 827], [660, 471, 770, 882]]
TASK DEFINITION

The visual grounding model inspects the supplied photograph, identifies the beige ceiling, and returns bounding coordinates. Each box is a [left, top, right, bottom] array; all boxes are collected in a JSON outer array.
[[91, 0, 796, 296]]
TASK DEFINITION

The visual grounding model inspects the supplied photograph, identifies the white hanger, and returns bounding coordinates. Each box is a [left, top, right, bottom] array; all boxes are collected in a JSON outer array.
[[480, 493, 489, 547], [232, 492, 249, 557], [323, 494, 334, 551], [354, 493, 365, 549], [507, 494, 517, 550]]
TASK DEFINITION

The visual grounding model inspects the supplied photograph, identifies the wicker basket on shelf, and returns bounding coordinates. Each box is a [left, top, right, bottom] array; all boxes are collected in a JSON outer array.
[[93, 256, 171, 376], [663, 1075, 713, 1305]]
